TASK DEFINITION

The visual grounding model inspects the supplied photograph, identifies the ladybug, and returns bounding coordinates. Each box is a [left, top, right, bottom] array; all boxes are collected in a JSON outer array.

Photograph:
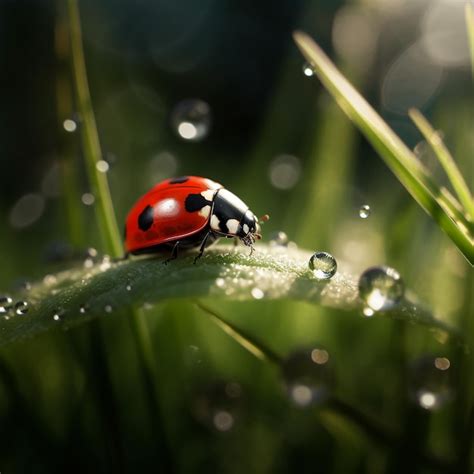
[[124, 176, 265, 262]]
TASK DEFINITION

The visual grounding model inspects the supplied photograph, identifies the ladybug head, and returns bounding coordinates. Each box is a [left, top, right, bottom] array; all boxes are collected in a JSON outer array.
[[238, 210, 261, 247]]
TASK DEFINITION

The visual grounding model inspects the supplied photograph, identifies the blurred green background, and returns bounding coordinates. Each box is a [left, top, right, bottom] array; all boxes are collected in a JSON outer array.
[[0, 0, 472, 473]]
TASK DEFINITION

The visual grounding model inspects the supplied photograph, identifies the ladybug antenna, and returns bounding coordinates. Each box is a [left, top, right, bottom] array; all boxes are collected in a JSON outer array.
[[259, 214, 270, 225]]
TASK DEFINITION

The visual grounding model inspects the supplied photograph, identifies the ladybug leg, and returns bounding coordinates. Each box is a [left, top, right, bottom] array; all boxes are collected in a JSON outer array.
[[164, 241, 180, 264], [193, 231, 212, 264]]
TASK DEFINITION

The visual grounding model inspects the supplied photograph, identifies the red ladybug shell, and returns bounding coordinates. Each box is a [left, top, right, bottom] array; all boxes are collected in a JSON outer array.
[[125, 176, 222, 254]]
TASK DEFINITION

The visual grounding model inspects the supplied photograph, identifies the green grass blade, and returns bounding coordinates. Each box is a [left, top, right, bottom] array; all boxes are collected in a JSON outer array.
[[67, 0, 122, 257], [293, 31, 473, 265], [466, 2, 474, 80], [0, 244, 458, 346], [409, 108, 474, 221]]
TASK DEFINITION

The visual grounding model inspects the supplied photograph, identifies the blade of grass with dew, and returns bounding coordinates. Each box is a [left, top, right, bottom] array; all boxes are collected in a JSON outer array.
[[67, 1, 173, 468], [0, 244, 458, 346], [466, 2, 474, 80], [293, 31, 473, 265], [409, 108, 474, 222]]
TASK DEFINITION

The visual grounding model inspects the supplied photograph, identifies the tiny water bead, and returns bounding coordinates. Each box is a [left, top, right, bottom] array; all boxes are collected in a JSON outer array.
[[269, 154, 301, 190], [81, 193, 95, 206], [282, 347, 333, 408], [52, 309, 63, 321], [126, 282, 132, 291], [269, 231, 289, 246], [15, 301, 29, 315], [63, 118, 77, 132], [79, 304, 88, 314], [96, 160, 110, 173], [409, 355, 452, 410], [302, 62, 314, 77], [0, 296, 13, 314], [104, 304, 113, 313], [359, 204, 371, 219], [308, 252, 337, 280], [251, 287, 264, 300], [358, 266, 404, 311], [171, 99, 211, 142]]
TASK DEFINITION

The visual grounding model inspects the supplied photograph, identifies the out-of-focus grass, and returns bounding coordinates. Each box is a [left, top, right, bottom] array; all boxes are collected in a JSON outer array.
[[293, 31, 473, 265]]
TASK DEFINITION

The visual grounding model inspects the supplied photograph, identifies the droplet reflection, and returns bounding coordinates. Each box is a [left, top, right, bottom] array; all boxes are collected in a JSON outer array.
[[358, 266, 404, 311]]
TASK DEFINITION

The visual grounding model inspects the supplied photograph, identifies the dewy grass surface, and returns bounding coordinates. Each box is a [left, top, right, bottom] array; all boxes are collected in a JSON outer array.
[[293, 31, 474, 265], [0, 244, 457, 347]]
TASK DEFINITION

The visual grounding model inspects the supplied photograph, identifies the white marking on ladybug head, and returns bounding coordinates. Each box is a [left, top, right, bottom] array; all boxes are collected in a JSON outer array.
[[226, 219, 240, 235], [243, 223, 249, 234], [201, 189, 215, 201], [198, 204, 211, 219], [156, 198, 180, 217], [210, 214, 221, 231], [204, 179, 222, 190]]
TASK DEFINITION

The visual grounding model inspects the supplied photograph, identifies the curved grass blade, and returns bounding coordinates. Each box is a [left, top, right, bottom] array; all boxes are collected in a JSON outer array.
[[293, 31, 473, 265], [0, 244, 457, 347], [466, 2, 474, 80], [409, 108, 474, 222]]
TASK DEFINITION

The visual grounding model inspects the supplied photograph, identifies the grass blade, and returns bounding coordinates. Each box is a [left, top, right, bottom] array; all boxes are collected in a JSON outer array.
[[409, 108, 474, 221], [293, 31, 473, 265], [0, 244, 458, 346], [67, 0, 122, 257]]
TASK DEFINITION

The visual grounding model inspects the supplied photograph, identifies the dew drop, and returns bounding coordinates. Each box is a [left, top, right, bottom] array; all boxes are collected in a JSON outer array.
[[409, 355, 452, 410], [302, 62, 314, 77], [358, 266, 404, 311], [96, 160, 110, 173], [126, 282, 132, 291], [269, 231, 289, 246], [269, 154, 301, 190], [362, 306, 375, 317], [43, 274, 57, 286], [79, 304, 88, 314], [104, 304, 113, 313], [52, 309, 63, 321], [15, 301, 29, 315], [215, 277, 225, 288], [171, 99, 211, 142], [81, 193, 95, 206], [63, 118, 77, 132], [309, 252, 337, 280], [251, 287, 264, 300], [282, 347, 333, 407], [0, 296, 13, 315], [359, 204, 371, 219]]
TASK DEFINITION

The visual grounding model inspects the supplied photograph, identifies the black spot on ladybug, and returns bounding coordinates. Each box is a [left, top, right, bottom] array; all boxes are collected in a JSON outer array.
[[169, 176, 189, 184], [185, 193, 211, 212], [138, 205, 154, 231]]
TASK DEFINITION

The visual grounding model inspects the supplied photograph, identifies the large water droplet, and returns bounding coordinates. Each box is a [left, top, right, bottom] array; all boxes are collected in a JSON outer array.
[[359, 204, 371, 219], [409, 355, 452, 410], [282, 347, 333, 407], [302, 62, 314, 77], [0, 296, 13, 315], [171, 99, 211, 142], [15, 301, 29, 315], [358, 266, 404, 311], [309, 252, 337, 280]]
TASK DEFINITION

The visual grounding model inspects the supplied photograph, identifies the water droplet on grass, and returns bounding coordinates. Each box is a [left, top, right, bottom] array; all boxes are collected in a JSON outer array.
[[81, 193, 95, 206], [302, 62, 314, 77], [171, 99, 211, 142], [96, 160, 109, 173], [63, 118, 77, 132], [0, 296, 13, 314], [358, 266, 404, 311], [251, 287, 264, 299], [15, 301, 28, 315], [282, 347, 333, 407], [359, 204, 371, 218], [79, 304, 88, 314], [309, 252, 337, 280]]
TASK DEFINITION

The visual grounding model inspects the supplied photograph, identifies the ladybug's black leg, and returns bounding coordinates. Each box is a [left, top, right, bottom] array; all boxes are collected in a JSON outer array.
[[194, 232, 211, 264], [164, 241, 180, 264]]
